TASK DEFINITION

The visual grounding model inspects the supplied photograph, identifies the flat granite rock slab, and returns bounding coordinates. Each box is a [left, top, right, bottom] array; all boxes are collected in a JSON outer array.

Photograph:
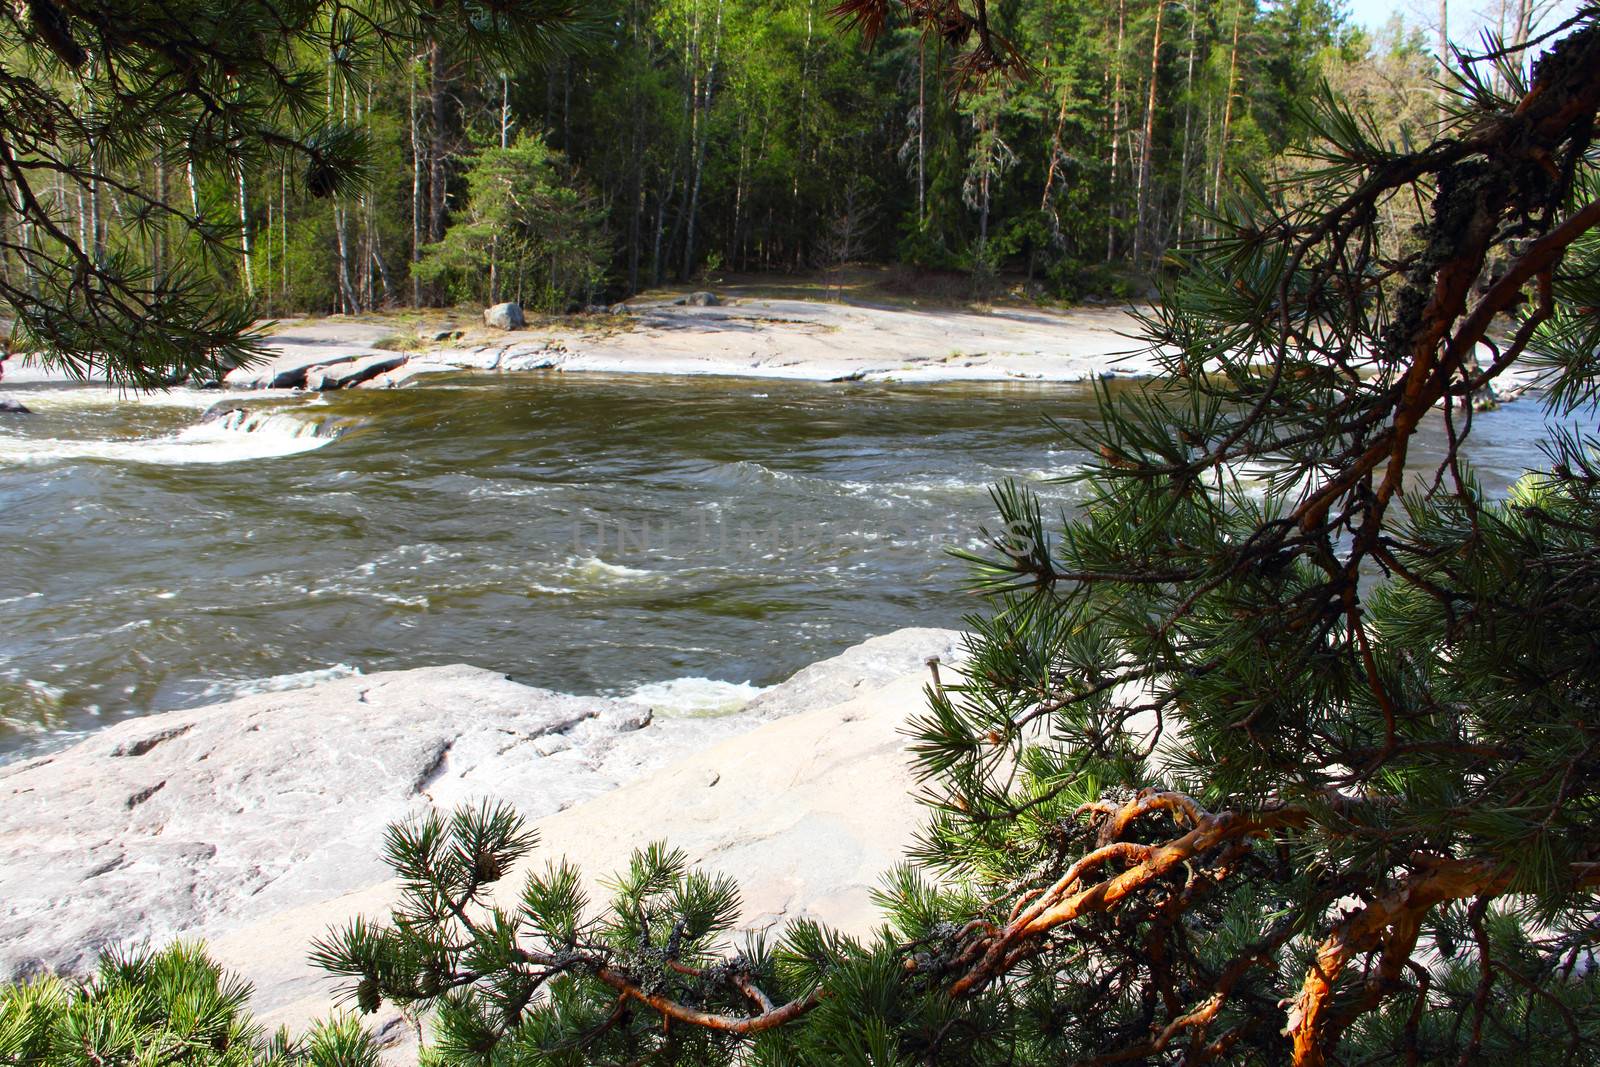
[[208, 654, 954, 1062], [0, 666, 651, 979], [0, 628, 964, 987]]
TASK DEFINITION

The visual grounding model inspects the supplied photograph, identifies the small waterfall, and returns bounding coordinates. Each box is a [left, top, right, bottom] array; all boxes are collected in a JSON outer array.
[[0, 399, 357, 466], [201, 404, 353, 441]]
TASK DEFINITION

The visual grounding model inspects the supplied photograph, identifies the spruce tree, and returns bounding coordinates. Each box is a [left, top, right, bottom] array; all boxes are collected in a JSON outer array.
[[313, 10, 1600, 1063]]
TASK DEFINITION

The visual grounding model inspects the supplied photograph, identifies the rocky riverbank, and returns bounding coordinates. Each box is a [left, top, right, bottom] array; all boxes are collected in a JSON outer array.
[[227, 297, 1164, 389], [3, 291, 1553, 398], [1, 628, 964, 1057]]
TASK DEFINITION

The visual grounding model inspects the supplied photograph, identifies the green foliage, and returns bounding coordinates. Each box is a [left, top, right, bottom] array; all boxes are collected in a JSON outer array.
[[2, 0, 1373, 346], [313, 802, 844, 1065], [414, 134, 607, 311], [0, 0, 605, 381], [315, 14, 1600, 1066], [0, 944, 378, 1067]]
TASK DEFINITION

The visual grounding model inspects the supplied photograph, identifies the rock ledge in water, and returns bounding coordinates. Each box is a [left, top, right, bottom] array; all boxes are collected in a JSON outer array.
[[0, 397, 32, 414], [305, 354, 409, 391]]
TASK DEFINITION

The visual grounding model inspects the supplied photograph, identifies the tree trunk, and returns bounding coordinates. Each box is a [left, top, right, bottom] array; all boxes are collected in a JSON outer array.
[[371, 230, 395, 304], [917, 37, 926, 223], [1437, 0, 1450, 118], [626, 0, 644, 292], [501, 74, 512, 149], [669, 0, 700, 278], [1106, 0, 1126, 262], [429, 38, 449, 245], [652, 171, 674, 286], [1041, 64, 1071, 217], [731, 116, 748, 266], [237, 164, 255, 299], [682, 0, 723, 278], [153, 145, 168, 283], [280, 165, 289, 300], [409, 56, 423, 306], [331, 68, 357, 313], [793, 0, 815, 265], [1133, 0, 1165, 266], [0, 174, 13, 291], [1212, 1, 1242, 224], [1171, 1, 1197, 247]]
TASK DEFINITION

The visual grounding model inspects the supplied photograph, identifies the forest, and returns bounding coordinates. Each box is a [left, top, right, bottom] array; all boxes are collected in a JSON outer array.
[[1, 0, 1462, 319], [4, 0, 1600, 1059]]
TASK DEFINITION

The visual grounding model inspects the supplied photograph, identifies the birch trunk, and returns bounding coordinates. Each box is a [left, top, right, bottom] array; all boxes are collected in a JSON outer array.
[[237, 164, 254, 299], [429, 39, 448, 244], [1106, 0, 1126, 262]]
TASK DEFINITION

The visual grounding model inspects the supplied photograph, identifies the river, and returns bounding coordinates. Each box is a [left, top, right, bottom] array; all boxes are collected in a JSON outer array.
[[0, 372, 1574, 761]]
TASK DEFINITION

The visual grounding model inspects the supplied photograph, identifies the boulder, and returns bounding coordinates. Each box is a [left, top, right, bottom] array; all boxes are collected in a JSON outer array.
[[686, 290, 720, 307], [0, 397, 32, 414], [483, 302, 525, 330]]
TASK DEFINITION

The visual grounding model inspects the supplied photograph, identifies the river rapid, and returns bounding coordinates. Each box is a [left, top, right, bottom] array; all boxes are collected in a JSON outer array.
[[0, 372, 1574, 761]]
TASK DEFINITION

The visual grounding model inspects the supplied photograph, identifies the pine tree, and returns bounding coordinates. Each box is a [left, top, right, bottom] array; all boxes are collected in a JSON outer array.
[[0, 0, 603, 385], [313, 11, 1600, 1065], [0, 943, 376, 1067]]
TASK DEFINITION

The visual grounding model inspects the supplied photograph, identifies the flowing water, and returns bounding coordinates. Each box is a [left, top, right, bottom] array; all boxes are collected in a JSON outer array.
[[0, 372, 1576, 761]]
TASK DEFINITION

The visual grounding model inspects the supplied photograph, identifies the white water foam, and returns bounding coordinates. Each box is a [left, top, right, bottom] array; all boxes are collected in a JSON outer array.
[[732, 461, 1086, 504], [195, 663, 363, 704], [565, 555, 659, 581], [0, 410, 343, 465], [11, 387, 266, 411], [467, 481, 555, 498], [0, 675, 68, 739], [623, 676, 768, 717]]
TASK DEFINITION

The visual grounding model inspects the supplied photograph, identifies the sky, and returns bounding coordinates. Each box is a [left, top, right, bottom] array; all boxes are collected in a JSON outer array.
[[1342, 0, 1585, 43]]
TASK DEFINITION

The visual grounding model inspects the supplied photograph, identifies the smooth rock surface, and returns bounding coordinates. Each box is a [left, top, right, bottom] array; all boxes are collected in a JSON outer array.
[[211, 651, 952, 1056], [187, 300, 1554, 396], [305, 354, 408, 391], [220, 321, 398, 390], [0, 628, 961, 991], [742, 626, 964, 718], [266, 352, 357, 390], [483, 302, 525, 330], [0, 668, 646, 980]]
